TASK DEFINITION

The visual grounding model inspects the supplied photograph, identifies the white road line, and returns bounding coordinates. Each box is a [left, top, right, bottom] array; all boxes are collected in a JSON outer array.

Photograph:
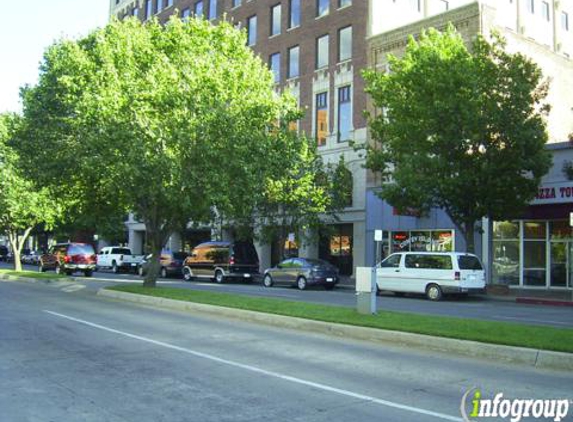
[[89, 277, 179, 284], [44, 310, 462, 422], [61, 284, 86, 293]]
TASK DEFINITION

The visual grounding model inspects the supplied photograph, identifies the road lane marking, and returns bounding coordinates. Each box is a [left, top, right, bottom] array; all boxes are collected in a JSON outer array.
[[44, 310, 462, 422], [61, 284, 86, 293]]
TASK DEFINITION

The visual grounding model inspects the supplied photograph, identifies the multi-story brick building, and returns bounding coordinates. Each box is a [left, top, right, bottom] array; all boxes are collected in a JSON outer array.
[[110, 0, 573, 289]]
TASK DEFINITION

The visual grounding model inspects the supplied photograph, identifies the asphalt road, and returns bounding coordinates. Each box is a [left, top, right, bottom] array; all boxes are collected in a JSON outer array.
[[2, 262, 573, 329], [1, 280, 571, 422]]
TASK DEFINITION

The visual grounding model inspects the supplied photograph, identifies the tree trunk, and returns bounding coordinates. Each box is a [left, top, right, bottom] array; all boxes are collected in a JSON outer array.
[[142, 223, 169, 288], [8, 227, 32, 272], [464, 220, 476, 254]]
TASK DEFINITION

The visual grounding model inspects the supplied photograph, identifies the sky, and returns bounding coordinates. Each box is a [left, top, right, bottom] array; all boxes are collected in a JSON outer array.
[[0, 0, 110, 114]]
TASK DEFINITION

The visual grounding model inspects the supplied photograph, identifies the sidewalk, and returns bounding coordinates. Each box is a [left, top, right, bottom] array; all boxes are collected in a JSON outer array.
[[337, 276, 573, 306]]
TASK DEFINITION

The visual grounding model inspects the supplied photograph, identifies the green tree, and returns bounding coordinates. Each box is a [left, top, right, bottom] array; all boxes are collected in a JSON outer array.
[[17, 17, 311, 286], [363, 27, 551, 252], [0, 114, 60, 271]]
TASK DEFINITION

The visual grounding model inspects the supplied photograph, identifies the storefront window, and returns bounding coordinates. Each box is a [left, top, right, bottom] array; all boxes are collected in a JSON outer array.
[[523, 240, 546, 286], [493, 221, 519, 239], [524, 221, 546, 239], [551, 220, 573, 239], [391, 230, 453, 252], [492, 241, 520, 285]]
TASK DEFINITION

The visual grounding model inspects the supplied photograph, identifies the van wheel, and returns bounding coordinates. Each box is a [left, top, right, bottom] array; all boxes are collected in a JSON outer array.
[[112, 261, 119, 274], [183, 267, 193, 281], [38, 263, 46, 273], [55, 265, 62, 275], [296, 276, 307, 290], [263, 274, 273, 288], [160, 267, 168, 278], [426, 284, 443, 301], [214, 270, 224, 284], [138, 265, 144, 277]]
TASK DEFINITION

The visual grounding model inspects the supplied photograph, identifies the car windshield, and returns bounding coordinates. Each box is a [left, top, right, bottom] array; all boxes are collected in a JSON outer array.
[[304, 258, 332, 268], [68, 244, 95, 255]]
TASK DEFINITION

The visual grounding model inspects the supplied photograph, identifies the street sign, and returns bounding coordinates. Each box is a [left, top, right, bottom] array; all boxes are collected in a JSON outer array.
[[374, 230, 383, 242]]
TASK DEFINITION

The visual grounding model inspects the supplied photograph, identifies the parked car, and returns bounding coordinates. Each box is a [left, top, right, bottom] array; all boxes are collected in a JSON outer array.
[[263, 258, 340, 290], [97, 246, 144, 273], [182, 241, 259, 283], [39, 243, 97, 277], [375, 251, 486, 301], [22, 250, 42, 265], [0, 246, 8, 262], [138, 251, 189, 278]]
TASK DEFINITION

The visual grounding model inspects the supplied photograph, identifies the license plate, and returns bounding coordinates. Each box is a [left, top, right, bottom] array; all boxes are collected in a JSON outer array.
[[244, 274, 251, 278], [131, 263, 136, 266], [326, 277, 334, 282]]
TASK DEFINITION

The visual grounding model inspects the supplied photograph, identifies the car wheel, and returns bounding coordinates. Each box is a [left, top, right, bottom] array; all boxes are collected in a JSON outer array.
[[296, 276, 307, 290], [214, 270, 224, 284], [426, 284, 443, 301], [55, 265, 62, 275], [160, 267, 168, 278], [112, 261, 119, 274], [84, 270, 93, 277], [183, 267, 193, 281], [263, 274, 273, 288], [138, 265, 144, 277], [38, 263, 46, 273]]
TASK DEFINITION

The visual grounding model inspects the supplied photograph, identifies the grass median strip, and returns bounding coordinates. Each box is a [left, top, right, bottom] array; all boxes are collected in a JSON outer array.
[[108, 285, 573, 353], [0, 269, 67, 280]]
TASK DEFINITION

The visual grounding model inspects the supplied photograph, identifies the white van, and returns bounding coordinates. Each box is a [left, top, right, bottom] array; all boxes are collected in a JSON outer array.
[[376, 252, 486, 301]]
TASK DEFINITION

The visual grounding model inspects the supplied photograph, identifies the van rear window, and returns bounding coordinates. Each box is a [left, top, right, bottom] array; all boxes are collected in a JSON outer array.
[[405, 254, 453, 270], [458, 255, 483, 270]]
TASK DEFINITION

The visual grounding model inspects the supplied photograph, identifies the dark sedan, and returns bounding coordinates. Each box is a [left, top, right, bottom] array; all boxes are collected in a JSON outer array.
[[262, 258, 339, 290], [138, 251, 189, 278]]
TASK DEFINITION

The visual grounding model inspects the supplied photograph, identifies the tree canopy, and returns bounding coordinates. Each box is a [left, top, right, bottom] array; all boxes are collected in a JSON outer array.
[[0, 113, 60, 271], [363, 26, 552, 252], [17, 16, 327, 285]]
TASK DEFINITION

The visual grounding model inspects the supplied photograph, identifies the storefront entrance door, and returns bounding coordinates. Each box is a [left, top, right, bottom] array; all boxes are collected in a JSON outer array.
[[550, 242, 572, 288]]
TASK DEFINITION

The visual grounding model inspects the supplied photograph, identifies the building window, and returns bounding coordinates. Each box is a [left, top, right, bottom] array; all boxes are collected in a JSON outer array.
[[209, 0, 217, 19], [181, 7, 191, 20], [391, 230, 453, 253], [289, 0, 300, 28], [541, 1, 549, 21], [247, 15, 257, 45], [563, 12, 570, 30], [145, 0, 153, 19], [270, 52, 281, 83], [288, 45, 300, 78], [166, 0, 173, 7], [132, 6, 139, 16], [339, 0, 352, 8], [409, 0, 421, 12], [316, 34, 329, 69], [271, 4, 281, 36], [439, 0, 449, 11], [527, 0, 535, 14], [233, 0, 241, 8], [317, 0, 329, 17], [337, 86, 351, 142], [315, 92, 328, 146], [338, 26, 352, 62], [195, 0, 204, 17]]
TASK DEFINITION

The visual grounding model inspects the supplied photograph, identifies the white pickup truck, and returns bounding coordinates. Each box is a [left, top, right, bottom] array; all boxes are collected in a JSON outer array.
[[96, 246, 144, 273]]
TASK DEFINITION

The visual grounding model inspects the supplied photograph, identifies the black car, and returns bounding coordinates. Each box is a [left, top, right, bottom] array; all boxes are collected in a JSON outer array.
[[182, 241, 259, 283], [138, 250, 189, 278], [263, 258, 339, 290], [0, 246, 8, 262]]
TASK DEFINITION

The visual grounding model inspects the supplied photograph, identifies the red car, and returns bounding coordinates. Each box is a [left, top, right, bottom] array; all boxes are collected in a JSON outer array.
[[39, 243, 97, 277]]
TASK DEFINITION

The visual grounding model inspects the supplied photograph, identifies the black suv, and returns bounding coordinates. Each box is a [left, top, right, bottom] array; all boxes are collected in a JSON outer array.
[[39, 243, 97, 277], [182, 241, 259, 283], [0, 246, 8, 262]]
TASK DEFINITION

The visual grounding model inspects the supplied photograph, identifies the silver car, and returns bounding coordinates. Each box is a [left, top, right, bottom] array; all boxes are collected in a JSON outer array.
[[262, 258, 339, 290]]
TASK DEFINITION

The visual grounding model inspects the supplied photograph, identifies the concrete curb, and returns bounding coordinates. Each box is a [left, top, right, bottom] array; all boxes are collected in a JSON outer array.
[[516, 297, 573, 307], [0, 273, 76, 285], [97, 289, 573, 372]]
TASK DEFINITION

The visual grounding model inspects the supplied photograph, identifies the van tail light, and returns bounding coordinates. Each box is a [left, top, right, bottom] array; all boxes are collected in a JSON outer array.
[[454, 271, 461, 281], [229, 256, 235, 266], [64, 256, 71, 263]]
